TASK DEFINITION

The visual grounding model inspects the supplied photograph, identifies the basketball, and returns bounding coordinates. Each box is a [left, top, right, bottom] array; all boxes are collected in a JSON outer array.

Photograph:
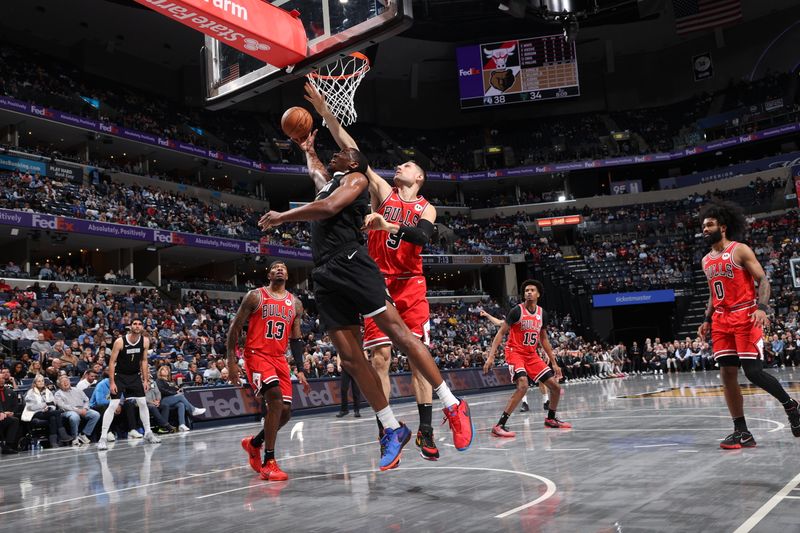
[[281, 106, 313, 141]]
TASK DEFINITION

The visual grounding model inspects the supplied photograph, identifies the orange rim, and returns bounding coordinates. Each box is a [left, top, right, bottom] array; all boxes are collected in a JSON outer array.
[[307, 52, 370, 81]]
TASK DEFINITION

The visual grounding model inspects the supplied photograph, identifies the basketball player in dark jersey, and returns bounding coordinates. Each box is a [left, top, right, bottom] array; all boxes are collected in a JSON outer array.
[[304, 83, 440, 460], [97, 319, 160, 450], [259, 131, 473, 471], [698, 201, 800, 448]]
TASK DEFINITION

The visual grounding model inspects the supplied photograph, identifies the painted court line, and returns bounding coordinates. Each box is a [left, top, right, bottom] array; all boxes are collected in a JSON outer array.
[[546, 448, 589, 451], [0, 439, 375, 516], [634, 443, 678, 448], [196, 465, 557, 520], [733, 471, 800, 533]]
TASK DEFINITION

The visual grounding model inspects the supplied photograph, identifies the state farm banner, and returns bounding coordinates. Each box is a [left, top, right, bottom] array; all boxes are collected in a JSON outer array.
[[185, 366, 514, 420], [133, 0, 307, 67]]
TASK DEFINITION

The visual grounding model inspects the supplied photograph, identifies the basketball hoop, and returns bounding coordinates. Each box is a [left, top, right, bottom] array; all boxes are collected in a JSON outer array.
[[307, 52, 370, 127]]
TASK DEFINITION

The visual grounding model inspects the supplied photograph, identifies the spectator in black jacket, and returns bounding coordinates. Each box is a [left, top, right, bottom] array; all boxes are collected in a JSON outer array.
[[0, 373, 20, 453], [155, 365, 205, 432]]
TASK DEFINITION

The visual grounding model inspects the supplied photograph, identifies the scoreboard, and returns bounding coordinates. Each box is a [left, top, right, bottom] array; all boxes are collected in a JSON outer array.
[[456, 35, 580, 110]]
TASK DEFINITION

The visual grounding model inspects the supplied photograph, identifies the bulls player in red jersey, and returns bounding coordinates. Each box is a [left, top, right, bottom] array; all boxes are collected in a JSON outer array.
[[226, 261, 310, 480], [304, 84, 440, 460], [483, 280, 571, 437], [698, 201, 800, 448]]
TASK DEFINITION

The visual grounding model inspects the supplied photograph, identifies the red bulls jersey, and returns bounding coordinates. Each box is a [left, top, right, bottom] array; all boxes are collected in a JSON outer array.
[[245, 287, 295, 357], [506, 304, 544, 356], [367, 188, 429, 276], [701, 241, 756, 310]]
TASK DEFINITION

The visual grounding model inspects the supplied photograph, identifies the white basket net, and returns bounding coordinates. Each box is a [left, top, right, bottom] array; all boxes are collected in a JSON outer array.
[[306, 53, 370, 127]]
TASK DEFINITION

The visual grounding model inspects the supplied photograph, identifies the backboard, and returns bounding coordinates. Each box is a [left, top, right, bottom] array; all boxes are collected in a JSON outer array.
[[203, 0, 412, 109]]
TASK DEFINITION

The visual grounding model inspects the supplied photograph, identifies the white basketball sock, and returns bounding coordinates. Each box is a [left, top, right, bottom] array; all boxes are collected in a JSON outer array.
[[434, 381, 458, 409], [376, 406, 400, 430]]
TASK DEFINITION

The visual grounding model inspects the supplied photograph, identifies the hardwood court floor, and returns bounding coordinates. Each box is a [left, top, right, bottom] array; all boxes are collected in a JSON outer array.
[[2, 369, 799, 533]]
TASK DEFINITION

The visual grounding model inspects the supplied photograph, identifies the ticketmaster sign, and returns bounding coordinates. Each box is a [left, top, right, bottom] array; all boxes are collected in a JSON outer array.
[[592, 289, 675, 308]]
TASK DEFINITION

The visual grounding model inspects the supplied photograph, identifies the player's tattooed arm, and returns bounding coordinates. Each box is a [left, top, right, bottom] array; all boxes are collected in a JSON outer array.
[[226, 290, 260, 385], [737, 244, 771, 328], [294, 129, 329, 192]]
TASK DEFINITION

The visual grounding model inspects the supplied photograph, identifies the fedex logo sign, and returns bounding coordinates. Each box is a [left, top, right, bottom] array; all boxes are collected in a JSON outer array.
[[459, 68, 480, 77], [32, 214, 57, 229], [153, 230, 187, 245], [153, 230, 173, 243], [32, 214, 74, 231], [30, 105, 53, 118], [244, 242, 261, 254]]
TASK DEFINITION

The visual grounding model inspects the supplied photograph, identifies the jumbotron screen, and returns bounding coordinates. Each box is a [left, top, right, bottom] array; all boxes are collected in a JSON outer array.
[[456, 34, 580, 109]]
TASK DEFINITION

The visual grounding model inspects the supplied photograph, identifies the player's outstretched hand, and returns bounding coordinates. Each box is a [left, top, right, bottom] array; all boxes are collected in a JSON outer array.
[[751, 309, 769, 329], [362, 212, 389, 232], [296, 371, 311, 394], [303, 83, 329, 115], [483, 357, 494, 375], [294, 128, 318, 152], [697, 321, 709, 341], [259, 211, 283, 231]]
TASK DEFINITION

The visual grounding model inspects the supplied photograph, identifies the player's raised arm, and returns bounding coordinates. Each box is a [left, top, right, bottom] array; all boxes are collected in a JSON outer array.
[[304, 82, 391, 206], [305, 83, 359, 151], [295, 129, 329, 192]]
